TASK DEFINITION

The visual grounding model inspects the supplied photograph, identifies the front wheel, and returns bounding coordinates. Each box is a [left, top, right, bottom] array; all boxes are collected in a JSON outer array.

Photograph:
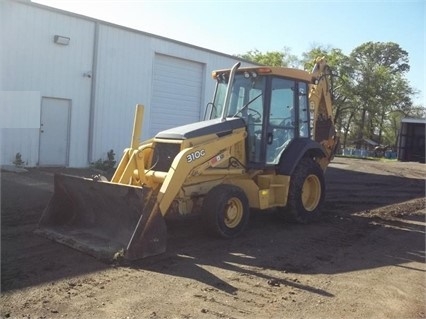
[[287, 157, 325, 223], [202, 184, 250, 238]]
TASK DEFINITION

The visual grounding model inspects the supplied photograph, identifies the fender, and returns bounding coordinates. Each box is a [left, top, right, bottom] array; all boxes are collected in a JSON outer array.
[[277, 137, 326, 176]]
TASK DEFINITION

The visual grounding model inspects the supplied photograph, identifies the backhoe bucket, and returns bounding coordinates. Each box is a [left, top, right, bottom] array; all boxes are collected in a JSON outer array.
[[37, 173, 167, 261]]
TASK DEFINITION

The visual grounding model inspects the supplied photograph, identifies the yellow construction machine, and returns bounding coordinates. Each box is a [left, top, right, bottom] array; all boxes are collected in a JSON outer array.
[[37, 58, 339, 260]]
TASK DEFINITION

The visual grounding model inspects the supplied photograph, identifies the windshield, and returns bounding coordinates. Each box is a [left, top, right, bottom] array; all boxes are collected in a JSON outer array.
[[210, 73, 266, 120]]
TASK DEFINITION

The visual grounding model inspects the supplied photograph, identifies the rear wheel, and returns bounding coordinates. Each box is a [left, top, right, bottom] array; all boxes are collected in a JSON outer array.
[[202, 184, 250, 238], [287, 157, 325, 223]]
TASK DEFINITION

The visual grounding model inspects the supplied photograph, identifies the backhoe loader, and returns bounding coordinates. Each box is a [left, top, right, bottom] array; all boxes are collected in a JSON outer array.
[[37, 57, 339, 260]]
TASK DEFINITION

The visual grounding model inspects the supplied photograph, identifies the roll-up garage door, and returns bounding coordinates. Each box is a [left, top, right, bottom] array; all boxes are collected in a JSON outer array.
[[150, 54, 204, 137]]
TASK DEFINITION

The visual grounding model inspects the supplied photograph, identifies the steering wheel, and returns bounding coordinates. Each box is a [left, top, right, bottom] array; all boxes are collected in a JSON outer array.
[[247, 108, 262, 123], [279, 116, 294, 127]]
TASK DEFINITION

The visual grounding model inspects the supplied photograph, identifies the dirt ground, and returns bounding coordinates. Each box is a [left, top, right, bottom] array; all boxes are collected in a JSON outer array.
[[1, 157, 425, 319]]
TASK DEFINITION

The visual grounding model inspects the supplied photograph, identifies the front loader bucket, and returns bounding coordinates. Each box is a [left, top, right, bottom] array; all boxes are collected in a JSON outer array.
[[36, 173, 167, 261]]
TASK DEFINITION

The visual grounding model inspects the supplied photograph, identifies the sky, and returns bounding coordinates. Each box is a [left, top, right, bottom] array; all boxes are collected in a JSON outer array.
[[33, 0, 425, 105]]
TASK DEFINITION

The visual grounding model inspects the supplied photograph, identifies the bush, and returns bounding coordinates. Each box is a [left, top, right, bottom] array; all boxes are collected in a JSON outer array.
[[90, 149, 116, 171], [13, 153, 25, 167]]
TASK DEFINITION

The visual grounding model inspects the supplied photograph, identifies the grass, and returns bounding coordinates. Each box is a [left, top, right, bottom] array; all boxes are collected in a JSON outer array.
[[335, 154, 398, 162]]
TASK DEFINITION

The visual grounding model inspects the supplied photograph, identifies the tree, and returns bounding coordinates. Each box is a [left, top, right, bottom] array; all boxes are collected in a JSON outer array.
[[348, 42, 413, 147], [237, 47, 299, 67]]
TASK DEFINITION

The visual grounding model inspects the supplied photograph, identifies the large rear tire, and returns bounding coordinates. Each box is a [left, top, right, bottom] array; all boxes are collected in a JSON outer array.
[[287, 157, 325, 223], [202, 184, 250, 238]]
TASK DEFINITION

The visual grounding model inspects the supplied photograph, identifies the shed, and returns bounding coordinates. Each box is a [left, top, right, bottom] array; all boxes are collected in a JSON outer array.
[[351, 138, 379, 151], [397, 118, 426, 163]]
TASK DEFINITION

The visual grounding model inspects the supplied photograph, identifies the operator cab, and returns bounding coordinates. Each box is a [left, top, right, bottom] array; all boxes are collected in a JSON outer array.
[[207, 67, 312, 168]]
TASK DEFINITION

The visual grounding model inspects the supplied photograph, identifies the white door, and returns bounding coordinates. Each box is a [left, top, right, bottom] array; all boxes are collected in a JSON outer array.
[[149, 54, 204, 137], [39, 97, 70, 166]]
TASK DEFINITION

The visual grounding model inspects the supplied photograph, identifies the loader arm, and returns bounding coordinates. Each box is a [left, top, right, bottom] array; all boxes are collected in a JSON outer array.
[[156, 128, 247, 215]]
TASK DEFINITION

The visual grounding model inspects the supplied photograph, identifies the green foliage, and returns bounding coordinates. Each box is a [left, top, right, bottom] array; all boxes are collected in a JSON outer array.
[[301, 44, 334, 70], [90, 149, 116, 172], [238, 49, 284, 66], [13, 153, 25, 167], [347, 41, 416, 146], [237, 47, 299, 67]]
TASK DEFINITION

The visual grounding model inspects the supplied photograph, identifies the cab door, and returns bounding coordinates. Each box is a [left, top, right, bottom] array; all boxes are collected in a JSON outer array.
[[266, 78, 297, 164], [265, 79, 310, 165]]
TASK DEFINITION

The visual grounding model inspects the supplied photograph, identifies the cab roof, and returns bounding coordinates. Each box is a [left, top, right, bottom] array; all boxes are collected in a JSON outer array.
[[212, 66, 312, 83]]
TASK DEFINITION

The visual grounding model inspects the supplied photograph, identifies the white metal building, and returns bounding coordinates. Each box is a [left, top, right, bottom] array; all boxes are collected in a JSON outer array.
[[0, 0, 256, 167]]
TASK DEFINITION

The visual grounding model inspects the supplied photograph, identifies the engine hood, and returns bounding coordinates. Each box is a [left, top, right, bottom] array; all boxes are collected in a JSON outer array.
[[155, 117, 245, 140]]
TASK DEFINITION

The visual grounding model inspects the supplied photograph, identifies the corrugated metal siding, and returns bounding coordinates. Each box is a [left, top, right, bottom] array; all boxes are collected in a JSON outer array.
[[1, 0, 258, 167], [1, 0, 94, 167], [91, 24, 153, 162], [0, 91, 40, 166]]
